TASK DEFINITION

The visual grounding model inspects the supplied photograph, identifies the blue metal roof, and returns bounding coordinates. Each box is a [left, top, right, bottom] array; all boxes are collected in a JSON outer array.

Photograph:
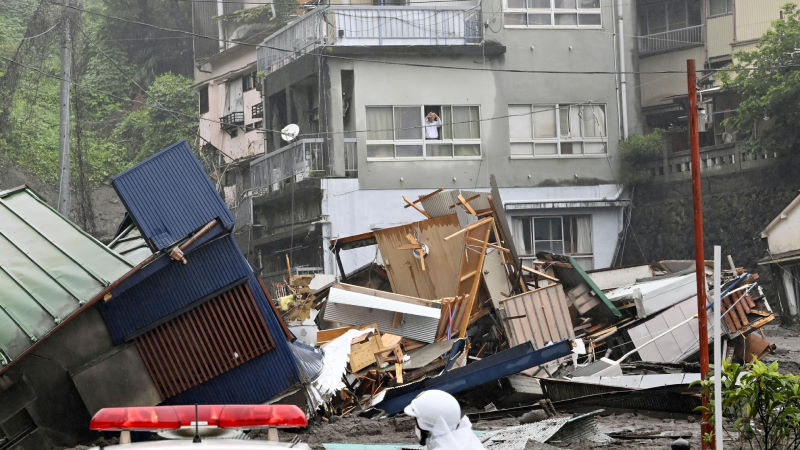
[[161, 273, 301, 405], [99, 234, 252, 344], [372, 340, 573, 414], [111, 140, 234, 252]]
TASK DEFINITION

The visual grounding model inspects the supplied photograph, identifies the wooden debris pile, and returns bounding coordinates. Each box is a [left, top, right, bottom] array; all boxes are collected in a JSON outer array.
[[280, 188, 777, 419]]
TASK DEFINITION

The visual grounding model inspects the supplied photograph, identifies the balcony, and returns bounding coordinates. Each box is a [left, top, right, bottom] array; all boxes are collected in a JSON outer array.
[[220, 111, 245, 136], [252, 103, 263, 119], [638, 24, 703, 55], [250, 138, 357, 193], [257, 5, 482, 73]]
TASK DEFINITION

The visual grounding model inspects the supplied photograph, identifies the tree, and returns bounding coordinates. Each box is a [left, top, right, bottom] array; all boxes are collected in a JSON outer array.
[[723, 4, 800, 155]]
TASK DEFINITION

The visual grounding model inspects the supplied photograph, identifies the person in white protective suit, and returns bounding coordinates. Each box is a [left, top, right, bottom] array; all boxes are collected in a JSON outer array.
[[403, 390, 486, 450]]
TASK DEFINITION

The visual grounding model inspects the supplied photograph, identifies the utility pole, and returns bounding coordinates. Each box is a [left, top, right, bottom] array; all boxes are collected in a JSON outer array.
[[57, 0, 71, 216], [688, 58, 710, 449]]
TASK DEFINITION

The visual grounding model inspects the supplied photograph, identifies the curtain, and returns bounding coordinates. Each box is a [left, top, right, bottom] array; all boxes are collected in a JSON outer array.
[[533, 105, 556, 138], [510, 105, 533, 139], [452, 106, 480, 139], [575, 215, 592, 254], [512, 217, 528, 255], [366, 106, 393, 140]]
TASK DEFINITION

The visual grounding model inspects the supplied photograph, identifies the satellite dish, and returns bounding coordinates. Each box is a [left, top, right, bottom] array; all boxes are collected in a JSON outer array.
[[280, 124, 300, 142]]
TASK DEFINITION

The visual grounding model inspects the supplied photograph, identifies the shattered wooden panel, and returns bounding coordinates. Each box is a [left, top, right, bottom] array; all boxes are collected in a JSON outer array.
[[502, 284, 574, 349], [374, 214, 464, 300]]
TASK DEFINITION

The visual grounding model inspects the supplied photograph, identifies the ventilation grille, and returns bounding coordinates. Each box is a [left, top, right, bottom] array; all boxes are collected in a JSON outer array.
[[135, 283, 274, 399]]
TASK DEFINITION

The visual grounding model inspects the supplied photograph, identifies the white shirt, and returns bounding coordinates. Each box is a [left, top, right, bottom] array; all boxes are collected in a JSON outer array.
[[425, 119, 442, 139]]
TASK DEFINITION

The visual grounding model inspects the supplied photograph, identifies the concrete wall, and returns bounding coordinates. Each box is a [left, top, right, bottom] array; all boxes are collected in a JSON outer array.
[[734, 0, 786, 44], [707, 14, 734, 59], [638, 46, 704, 108]]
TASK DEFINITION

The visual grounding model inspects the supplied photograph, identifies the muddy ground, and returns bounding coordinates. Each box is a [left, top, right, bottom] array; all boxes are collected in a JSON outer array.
[[262, 323, 800, 449]]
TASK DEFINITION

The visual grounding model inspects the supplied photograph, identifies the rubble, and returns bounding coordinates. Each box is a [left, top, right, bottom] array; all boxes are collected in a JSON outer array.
[[0, 156, 784, 448]]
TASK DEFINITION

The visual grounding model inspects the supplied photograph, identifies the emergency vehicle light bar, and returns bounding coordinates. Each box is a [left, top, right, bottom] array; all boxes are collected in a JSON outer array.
[[90, 404, 308, 431]]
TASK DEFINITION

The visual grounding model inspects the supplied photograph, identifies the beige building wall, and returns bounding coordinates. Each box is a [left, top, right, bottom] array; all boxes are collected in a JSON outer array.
[[639, 46, 705, 108], [734, 0, 787, 44], [707, 14, 733, 59]]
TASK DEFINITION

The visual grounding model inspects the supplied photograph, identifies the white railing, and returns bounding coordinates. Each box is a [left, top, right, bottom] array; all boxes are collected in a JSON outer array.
[[639, 24, 703, 55], [642, 143, 781, 180], [257, 5, 482, 73]]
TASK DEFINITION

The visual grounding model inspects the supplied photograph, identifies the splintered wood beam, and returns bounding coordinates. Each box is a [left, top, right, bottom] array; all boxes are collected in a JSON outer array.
[[466, 236, 510, 253], [392, 312, 403, 328], [395, 363, 404, 384], [448, 194, 481, 209], [403, 188, 443, 208], [457, 194, 478, 215], [520, 265, 560, 282], [402, 195, 432, 219], [444, 217, 494, 240]]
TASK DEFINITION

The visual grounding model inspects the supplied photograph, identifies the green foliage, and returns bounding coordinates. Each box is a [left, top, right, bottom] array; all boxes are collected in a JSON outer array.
[[722, 4, 800, 155], [693, 359, 800, 449], [618, 129, 663, 185], [112, 73, 197, 163]]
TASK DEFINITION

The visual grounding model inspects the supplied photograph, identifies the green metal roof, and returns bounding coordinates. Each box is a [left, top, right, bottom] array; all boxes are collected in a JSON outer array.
[[0, 187, 134, 367]]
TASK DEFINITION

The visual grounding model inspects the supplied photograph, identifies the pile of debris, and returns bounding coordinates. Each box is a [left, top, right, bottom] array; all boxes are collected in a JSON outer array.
[[278, 187, 777, 420]]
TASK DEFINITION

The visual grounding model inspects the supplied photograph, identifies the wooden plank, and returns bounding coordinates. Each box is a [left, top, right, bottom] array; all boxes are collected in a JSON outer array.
[[395, 363, 404, 384], [392, 312, 403, 329], [448, 194, 481, 209], [520, 265, 560, 282], [332, 283, 440, 308], [403, 195, 432, 219], [443, 217, 494, 241], [404, 188, 443, 208], [467, 236, 510, 253], [456, 220, 493, 338], [457, 194, 478, 215]]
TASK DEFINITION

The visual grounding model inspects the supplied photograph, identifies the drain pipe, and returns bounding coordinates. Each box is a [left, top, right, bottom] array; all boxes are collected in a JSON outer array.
[[217, 0, 226, 51], [616, 0, 629, 139]]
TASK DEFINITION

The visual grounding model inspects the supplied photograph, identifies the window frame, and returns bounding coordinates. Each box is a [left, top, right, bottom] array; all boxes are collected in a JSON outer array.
[[503, 0, 602, 29], [365, 104, 482, 161], [508, 103, 608, 158], [707, 0, 733, 18], [513, 214, 594, 268]]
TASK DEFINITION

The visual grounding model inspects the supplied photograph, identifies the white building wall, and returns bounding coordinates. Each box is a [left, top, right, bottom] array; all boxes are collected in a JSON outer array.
[[321, 179, 625, 277]]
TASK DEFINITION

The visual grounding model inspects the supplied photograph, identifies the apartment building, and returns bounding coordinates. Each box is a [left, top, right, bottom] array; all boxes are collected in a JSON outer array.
[[193, 0, 642, 291], [637, 0, 791, 153]]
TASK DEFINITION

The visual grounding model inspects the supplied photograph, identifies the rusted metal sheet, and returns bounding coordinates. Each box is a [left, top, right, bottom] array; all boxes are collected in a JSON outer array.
[[135, 283, 274, 399], [501, 284, 574, 350]]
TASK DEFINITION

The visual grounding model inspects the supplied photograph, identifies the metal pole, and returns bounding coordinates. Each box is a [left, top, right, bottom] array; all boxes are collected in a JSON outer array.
[[616, 0, 629, 139], [688, 58, 710, 448], [714, 245, 723, 450], [57, 0, 71, 216]]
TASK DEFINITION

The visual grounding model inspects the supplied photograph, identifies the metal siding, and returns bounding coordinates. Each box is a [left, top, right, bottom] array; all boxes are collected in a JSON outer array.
[[734, 0, 784, 43], [111, 140, 234, 251], [707, 14, 733, 58], [502, 284, 574, 350], [100, 235, 253, 344]]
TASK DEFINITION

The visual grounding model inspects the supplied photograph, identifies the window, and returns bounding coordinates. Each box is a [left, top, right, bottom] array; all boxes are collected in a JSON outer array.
[[639, 0, 701, 35], [708, 0, 732, 17], [199, 85, 209, 114], [366, 105, 481, 159], [512, 215, 594, 269], [504, 0, 601, 28], [509, 104, 607, 157]]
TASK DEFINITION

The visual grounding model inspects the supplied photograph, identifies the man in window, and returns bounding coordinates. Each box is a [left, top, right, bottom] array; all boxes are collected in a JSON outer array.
[[425, 111, 442, 139]]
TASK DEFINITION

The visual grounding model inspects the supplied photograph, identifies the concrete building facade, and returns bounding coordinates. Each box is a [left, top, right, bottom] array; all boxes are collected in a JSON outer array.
[[193, 0, 642, 292]]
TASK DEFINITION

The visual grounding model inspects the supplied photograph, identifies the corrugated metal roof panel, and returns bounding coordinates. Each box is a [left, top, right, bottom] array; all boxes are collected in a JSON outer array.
[[419, 190, 491, 218], [324, 288, 441, 343], [111, 140, 234, 251], [501, 284, 574, 350], [99, 234, 252, 344], [0, 187, 133, 368]]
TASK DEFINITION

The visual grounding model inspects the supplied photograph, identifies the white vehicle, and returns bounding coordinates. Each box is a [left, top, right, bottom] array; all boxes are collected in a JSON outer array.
[[88, 404, 311, 449]]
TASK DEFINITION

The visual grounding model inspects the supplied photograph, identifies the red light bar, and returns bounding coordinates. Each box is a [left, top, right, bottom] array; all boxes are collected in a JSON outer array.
[[91, 405, 307, 431]]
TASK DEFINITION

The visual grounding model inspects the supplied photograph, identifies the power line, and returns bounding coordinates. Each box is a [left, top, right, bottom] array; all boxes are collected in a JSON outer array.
[[38, 0, 797, 76]]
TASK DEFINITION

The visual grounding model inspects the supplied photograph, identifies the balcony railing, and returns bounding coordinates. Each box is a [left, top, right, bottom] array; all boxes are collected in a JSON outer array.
[[642, 143, 781, 180], [250, 138, 358, 193], [638, 24, 703, 55], [220, 111, 245, 135], [257, 5, 482, 73], [252, 103, 263, 119]]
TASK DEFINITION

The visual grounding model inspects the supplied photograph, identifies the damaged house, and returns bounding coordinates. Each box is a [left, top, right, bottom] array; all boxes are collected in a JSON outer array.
[[0, 141, 317, 448]]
